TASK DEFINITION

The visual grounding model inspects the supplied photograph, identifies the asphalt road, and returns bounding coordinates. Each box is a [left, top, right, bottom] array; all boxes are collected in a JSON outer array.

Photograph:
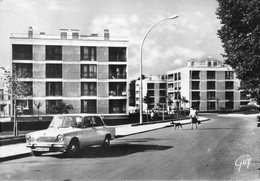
[[0, 113, 260, 180]]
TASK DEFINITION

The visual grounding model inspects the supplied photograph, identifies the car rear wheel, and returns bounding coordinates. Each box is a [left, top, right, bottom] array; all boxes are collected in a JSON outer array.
[[32, 151, 42, 157], [66, 139, 80, 157], [102, 135, 111, 148]]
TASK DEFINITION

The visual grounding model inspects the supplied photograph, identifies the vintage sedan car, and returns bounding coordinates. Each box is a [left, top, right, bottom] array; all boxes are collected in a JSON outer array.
[[26, 114, 115, 157]]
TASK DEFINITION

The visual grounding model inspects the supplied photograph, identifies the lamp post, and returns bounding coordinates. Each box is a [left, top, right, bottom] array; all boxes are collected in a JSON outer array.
[[139, 15, 179, 124]]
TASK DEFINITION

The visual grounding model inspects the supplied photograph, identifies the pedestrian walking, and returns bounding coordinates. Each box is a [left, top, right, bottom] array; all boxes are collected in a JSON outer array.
[[189, 107, 198, 129]]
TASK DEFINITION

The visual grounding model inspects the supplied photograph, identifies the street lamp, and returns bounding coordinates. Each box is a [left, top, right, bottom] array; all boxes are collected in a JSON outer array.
[[139, 15, 179, 124]]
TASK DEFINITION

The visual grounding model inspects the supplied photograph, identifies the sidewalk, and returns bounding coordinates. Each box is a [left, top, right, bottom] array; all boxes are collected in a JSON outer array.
[[0, 117, 210, 162]]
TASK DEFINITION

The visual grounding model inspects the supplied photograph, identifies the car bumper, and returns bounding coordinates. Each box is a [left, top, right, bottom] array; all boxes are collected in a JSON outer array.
[[26, 142, 68, 152]]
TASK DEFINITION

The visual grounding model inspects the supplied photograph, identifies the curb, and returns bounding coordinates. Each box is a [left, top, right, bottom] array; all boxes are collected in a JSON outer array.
[[0, 152, 31, 162], [0, 137, 26, 146]]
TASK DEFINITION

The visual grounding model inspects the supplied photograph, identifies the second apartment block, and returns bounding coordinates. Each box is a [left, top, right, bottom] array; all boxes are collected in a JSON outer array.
[[11, 28, 129, 116]]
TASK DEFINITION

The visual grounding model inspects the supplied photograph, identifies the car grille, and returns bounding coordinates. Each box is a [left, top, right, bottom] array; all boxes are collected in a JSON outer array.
[[36, 137, 56, 142]]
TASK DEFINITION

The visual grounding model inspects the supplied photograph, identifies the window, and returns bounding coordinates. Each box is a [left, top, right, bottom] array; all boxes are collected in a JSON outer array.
[[192, 81, 200, 90], [147, 90, 154, 96], [46, 46, 62, 60], [23, 82, 33, 96], [147, 83, 154, 89], [109, 100, 126, 113], [208, 61, 212, 67], [207, 91, 215, 100], [12, 45, 32, 60], [178, 72, 181, 80], [192, 92, 200, 100], [225, 71, 234, 79], [81, 100, 97, 113], [81, 82, 97, 96], [225, 101, 234, 109], [109, 65, 126, 79], [168, 74, 173, 80], [16, 100, 33, 115], [109, 47, 126, 62], [225, 81, 234, 89], [207, 71, 215, 79], [81, 65, 97, 78], [174, 73, 178, 81], [191, 101, 200, 110], [46, 100, 62, 114], [81, 46, 96, 61], [225, 92, 234, 100], [46, 64, 62, 78], [14, 63, 33, 78], [109, 82, 126, 96], [159, 83, 166, 89], [191, 71, 200, 79], [91, 116, 104, 127], [178, 82, 181, 90], [159, 97, 166, 103], [207, 81, 215, 90], [160, 90, 166, 97], [46, 82, 62, 96], [207, 102, 215, 110]]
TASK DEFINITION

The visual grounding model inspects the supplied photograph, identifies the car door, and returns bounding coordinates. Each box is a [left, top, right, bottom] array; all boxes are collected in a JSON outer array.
[[92, 116, 107, 145], [80, 116, 97, 147]]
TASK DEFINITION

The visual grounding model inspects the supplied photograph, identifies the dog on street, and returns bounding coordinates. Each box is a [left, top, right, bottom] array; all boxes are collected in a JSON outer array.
[[171, 122, 183, 130]]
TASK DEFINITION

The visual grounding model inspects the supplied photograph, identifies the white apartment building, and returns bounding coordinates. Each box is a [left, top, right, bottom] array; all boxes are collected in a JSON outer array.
[[10, 27, 129, 117], [167, 58, 248, 111], [135, 75, 167, 112]]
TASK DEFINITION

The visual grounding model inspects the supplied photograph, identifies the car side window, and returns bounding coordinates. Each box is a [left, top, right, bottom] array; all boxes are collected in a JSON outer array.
[[92, 116, 104, 127], [83, 117, 92, 128]]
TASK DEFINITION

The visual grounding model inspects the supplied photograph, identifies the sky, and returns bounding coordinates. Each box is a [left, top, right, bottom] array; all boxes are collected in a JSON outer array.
[[0, 0, 224, 80]]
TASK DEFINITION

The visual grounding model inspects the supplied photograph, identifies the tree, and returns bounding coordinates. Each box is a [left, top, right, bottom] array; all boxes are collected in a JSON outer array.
[[0, 66, 28, 136], [216, 0, 260, 103], [129, 79, 136, 106], [34, 101, 43, 121], [143, 94, 152, 122], [47, 101, 74, 114]]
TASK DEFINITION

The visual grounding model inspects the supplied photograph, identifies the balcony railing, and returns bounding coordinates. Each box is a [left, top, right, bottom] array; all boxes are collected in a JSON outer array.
[[109, 90, 127, 96], [13, 53, 32, 60], [109, 55, 126, 62], [109, 72, 127, 79]]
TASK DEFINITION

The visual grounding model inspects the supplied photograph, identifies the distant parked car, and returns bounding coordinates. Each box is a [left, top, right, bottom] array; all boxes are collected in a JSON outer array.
[[240, 99, 260, 111], [26, 114, 115, 157]]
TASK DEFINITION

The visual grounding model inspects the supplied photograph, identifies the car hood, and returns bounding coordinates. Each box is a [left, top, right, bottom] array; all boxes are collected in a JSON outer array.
[[28, 128, 79, 137]]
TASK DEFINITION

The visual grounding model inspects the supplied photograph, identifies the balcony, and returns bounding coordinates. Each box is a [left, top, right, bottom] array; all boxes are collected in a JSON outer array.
[[109, 82, 126, 96]]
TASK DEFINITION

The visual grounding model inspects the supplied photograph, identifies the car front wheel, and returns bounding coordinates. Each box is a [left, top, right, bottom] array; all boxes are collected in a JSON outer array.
[[102, 135, 111, 148], [66, 139, 80, 157]]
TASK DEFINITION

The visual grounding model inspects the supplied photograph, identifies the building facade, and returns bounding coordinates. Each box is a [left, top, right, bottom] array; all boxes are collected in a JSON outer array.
[[10, 27, 129, 117], [135, 75, 167, 112], [167, 58, 248, 111]]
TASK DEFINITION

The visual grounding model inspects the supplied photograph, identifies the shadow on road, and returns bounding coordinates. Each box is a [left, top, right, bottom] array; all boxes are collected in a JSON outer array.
[[49, 144, 172, 159], [197, 127, 240, 130]]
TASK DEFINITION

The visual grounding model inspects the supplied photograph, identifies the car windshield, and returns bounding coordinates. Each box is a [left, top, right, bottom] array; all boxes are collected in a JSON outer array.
[[49, 116, 83, 128]]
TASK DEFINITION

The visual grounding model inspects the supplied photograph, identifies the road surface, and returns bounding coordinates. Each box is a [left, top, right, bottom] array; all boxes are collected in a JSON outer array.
[[0, 113, 260, 180]]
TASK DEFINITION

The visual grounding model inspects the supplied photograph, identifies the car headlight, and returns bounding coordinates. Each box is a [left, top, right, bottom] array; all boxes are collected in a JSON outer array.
[[26, 134, 31, 142], [56, 134, 64, 142]]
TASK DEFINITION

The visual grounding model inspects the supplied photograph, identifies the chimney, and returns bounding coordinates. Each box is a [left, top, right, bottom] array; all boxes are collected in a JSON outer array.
[[60, 29, 68, 39], [104, 29, 109, 40], [28, 27, 33, 38], [40, 32, 45, 38]]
